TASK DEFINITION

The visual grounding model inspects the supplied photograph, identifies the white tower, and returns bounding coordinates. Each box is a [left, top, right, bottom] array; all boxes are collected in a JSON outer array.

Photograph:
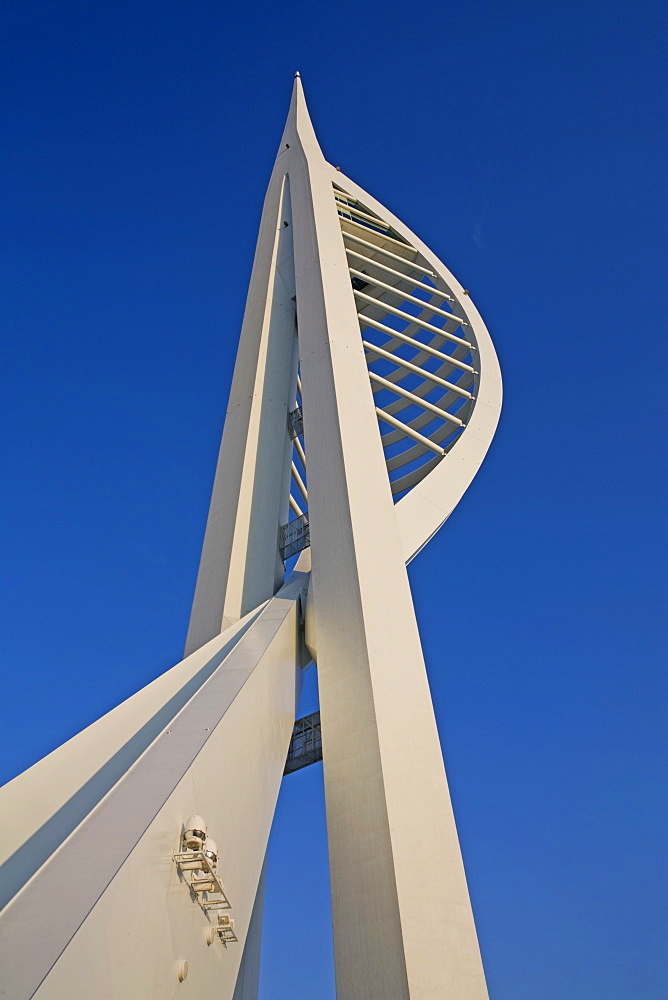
[[0, 76, 502, 1000]]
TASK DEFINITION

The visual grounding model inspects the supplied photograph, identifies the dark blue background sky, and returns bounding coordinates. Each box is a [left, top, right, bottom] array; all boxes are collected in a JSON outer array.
[[2, 2, 666, 997]]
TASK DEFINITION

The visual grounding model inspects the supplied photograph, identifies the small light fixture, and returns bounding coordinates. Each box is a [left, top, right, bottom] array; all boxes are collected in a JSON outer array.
[[203, 837, 218, 867], [183, 815, 207, 851], [206, 912, 238, 946]]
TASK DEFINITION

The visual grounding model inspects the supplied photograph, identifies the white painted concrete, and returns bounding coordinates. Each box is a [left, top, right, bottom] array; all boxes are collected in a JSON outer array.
[[185, 175, 298, 654], [0, 578, 306, 1000], [0, 610, 262, 901]]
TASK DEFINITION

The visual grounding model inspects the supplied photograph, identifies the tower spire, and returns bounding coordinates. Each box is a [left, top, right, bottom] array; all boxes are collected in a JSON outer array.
[[280, 72, 321, 154]]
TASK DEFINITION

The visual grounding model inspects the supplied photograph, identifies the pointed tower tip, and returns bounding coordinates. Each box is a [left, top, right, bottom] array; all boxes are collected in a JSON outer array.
[[280, 70, 320, 153]]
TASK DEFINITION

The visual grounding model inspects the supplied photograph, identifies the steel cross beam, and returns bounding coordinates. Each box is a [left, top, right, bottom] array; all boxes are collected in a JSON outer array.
[[0, 76, 502, 1000]]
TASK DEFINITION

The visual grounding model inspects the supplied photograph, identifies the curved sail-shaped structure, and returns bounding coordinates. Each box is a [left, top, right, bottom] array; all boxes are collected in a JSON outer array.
[[0, 76, 501, 1000]]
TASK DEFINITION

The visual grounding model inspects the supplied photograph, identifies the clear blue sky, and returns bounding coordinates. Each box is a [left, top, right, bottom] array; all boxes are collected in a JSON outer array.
[[1, 2, 666, 997]]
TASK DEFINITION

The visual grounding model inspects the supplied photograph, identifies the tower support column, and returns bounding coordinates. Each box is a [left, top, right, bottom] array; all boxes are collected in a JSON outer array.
[[285, 78, 489, 1000]]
